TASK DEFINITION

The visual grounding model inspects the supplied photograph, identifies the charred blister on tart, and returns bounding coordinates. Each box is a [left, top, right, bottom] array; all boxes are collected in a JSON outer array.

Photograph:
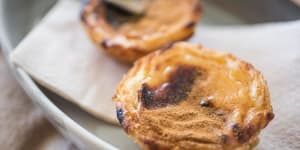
[[113, 42, 274, 150], [80, 0, 202, 63]]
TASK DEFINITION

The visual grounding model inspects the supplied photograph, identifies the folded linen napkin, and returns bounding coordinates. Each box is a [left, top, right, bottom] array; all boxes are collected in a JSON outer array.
[[11, 0, 300, 149]]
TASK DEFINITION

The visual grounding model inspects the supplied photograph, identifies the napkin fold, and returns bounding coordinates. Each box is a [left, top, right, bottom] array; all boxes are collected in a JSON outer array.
[[11, 0, 300, 149]]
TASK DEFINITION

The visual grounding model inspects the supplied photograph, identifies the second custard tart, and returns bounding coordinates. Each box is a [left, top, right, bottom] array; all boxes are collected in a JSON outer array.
[[113, 42, 274, 150], [81, 0, 202, 63]]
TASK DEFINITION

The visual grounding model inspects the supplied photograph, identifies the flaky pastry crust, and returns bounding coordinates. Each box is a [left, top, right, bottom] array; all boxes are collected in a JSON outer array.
[[113, 42, 274, 150], [81, 0, 202, 63]]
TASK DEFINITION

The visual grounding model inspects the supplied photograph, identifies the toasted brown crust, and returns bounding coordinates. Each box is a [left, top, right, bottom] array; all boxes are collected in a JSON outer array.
[[113, 42, 274, 150], [81, 0, 202, 63]]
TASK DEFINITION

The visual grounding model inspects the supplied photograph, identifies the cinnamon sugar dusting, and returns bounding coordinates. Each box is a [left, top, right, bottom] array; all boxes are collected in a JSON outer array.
[[139, 65, 201, 109]]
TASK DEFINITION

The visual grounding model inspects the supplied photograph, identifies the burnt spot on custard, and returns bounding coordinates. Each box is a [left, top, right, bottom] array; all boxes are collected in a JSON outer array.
[[231, 123, 257, 144], [139, 65, 202, 109], [143, 139, 161, 150], [266, 112, 275, 121], [116, 106, 124, 124], [232, 123, 246, 143], [100, 39, 109, 48], [245, 124, 255, 138], [116, 105, 130, 133]]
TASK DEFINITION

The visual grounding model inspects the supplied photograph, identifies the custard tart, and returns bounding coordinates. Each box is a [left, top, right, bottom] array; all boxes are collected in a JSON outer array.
[[81, 0, 202, 63], [113, 42, 274, 150]]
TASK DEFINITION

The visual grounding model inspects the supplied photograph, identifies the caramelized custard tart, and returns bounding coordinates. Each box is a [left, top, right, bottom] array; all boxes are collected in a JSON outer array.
[[81, 0, 202, 63], [113, 42, 274, 150]]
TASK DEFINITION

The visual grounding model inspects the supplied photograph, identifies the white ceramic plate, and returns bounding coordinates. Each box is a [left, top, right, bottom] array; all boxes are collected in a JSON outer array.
[[0, 0, 299, 149]]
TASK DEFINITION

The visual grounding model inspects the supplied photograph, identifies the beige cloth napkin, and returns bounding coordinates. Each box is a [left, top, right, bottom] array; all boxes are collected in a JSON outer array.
[[0, 52, 78, 150], [10, 0, 300, 149]]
